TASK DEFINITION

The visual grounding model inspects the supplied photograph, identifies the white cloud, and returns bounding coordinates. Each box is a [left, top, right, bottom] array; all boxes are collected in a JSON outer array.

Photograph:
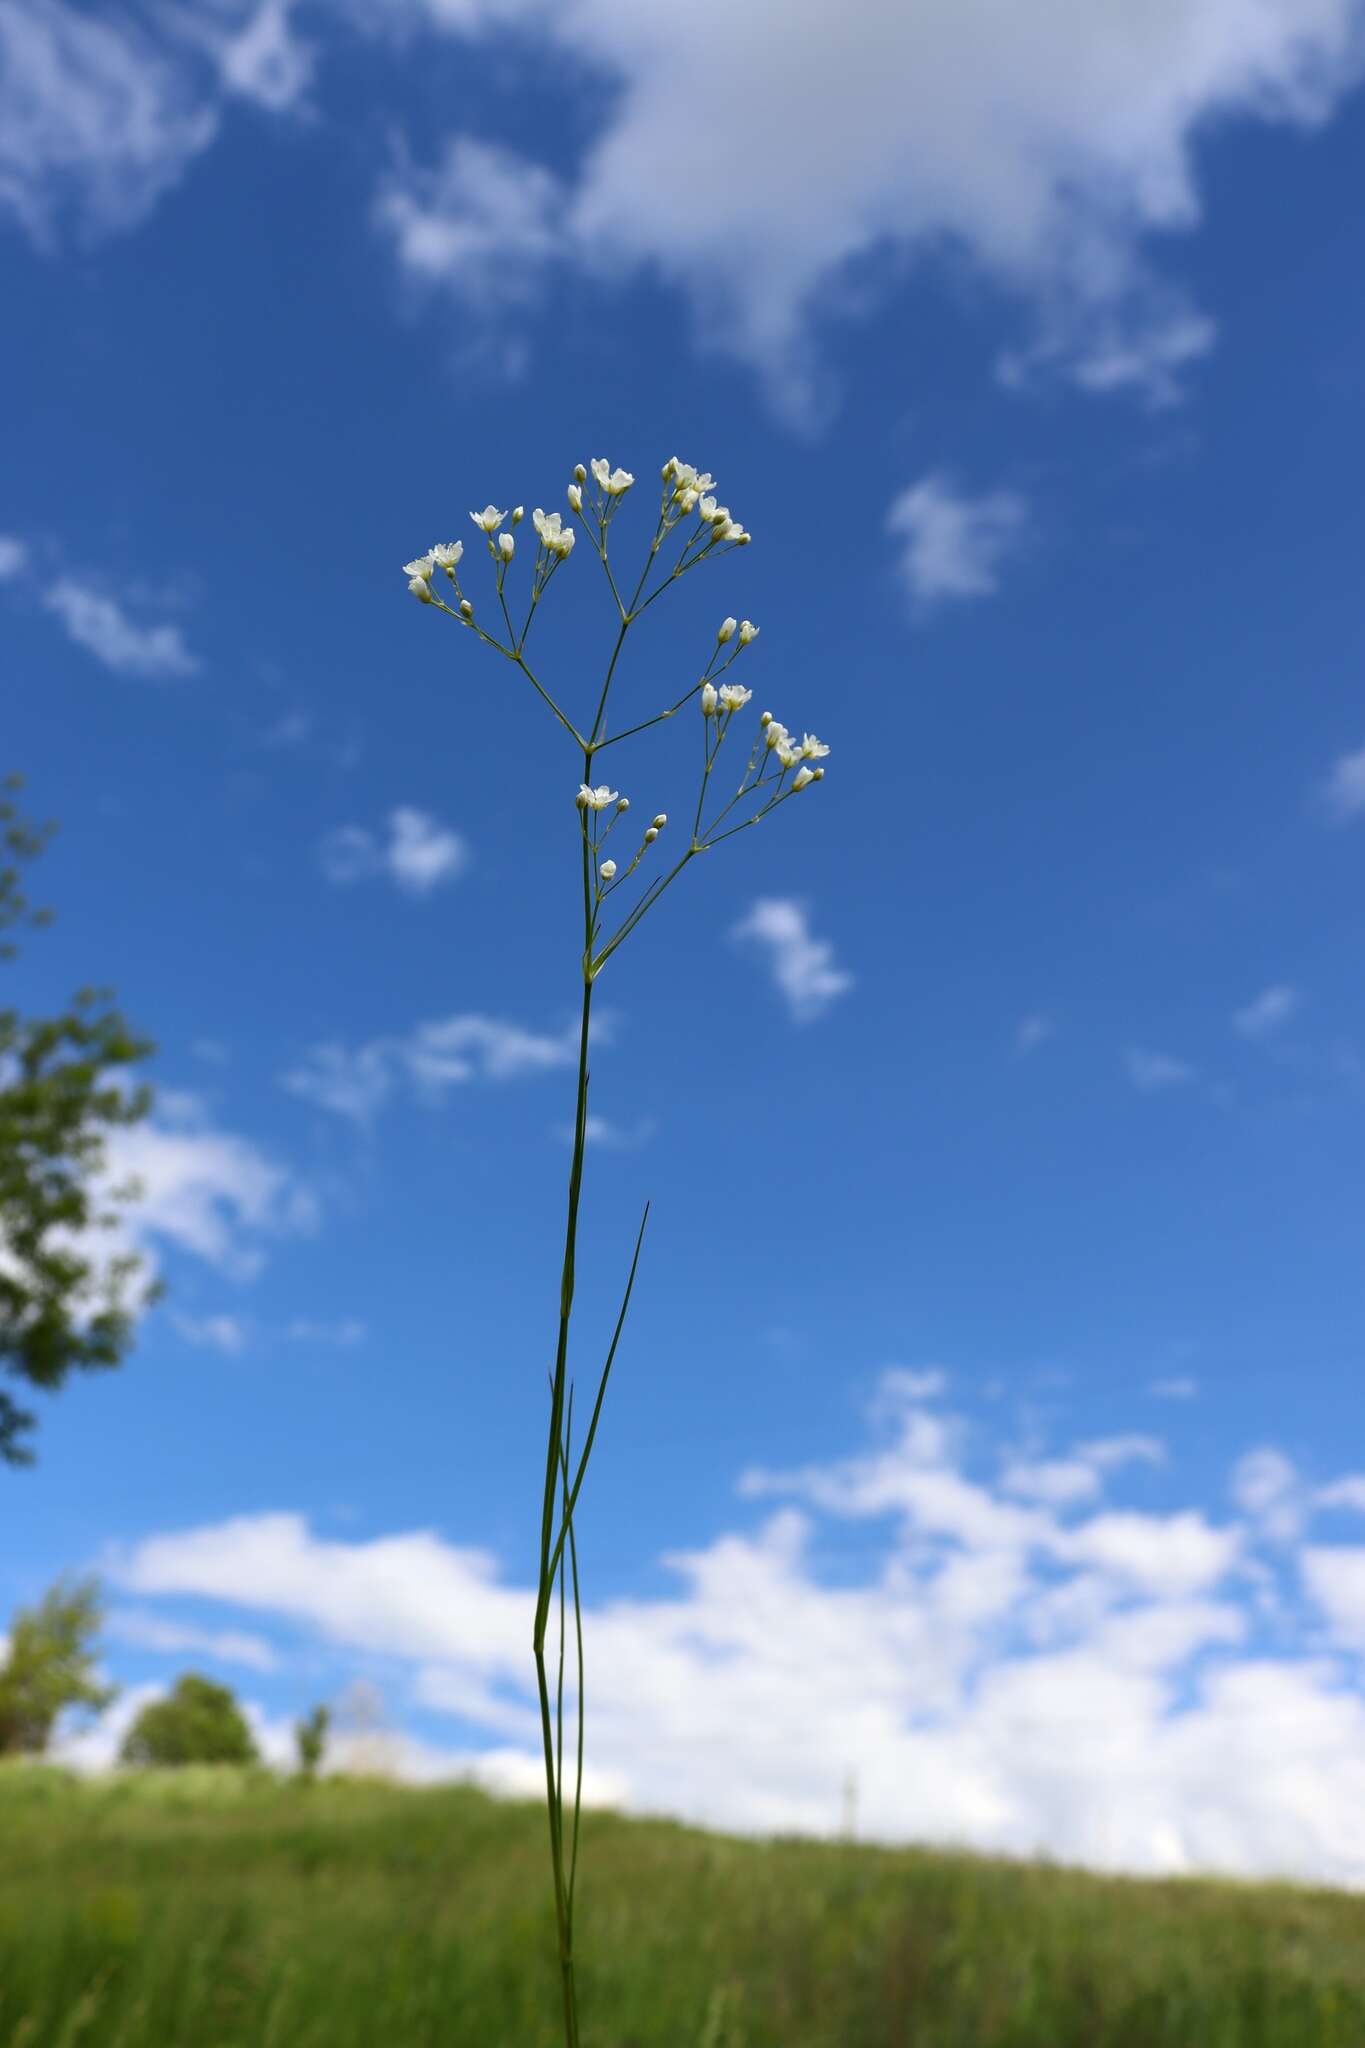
[[887, 474, 1029, 608], [732, 898, 853, 1023], [1317, 1475, 1365, 1515], [284, 1316, 367, 1346], [556, 1114, 655, 1150], [372, 0, 1365, 413], [319, 807, 468, 894], [1232, 1446, 1304, 1542], [103, 1369, 1365, 1886], [41, 579, 199, 678], [169, 1310, 248, 1354], [374, 134, 563, 323], [282, 1010, 582, 1125], [105, 1606, 279, 1672], [1014, 1012, 1054, 1055], [1321, 743, 1365, 823], [1123, 1046, 1196, 1093], [0, 536, 28, 581], [1233, 984, 1300, 1039], [102, 1095, 316, 1281], [1149, 1376, 1199, 1401]]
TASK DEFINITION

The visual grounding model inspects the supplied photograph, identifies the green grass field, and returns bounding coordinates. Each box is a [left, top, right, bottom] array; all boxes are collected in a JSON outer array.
[[3, 1762, 1364, 2047]]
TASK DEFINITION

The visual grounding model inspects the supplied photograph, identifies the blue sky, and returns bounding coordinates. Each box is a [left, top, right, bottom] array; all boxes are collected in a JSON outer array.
[[5, 0, 1365, 1881]]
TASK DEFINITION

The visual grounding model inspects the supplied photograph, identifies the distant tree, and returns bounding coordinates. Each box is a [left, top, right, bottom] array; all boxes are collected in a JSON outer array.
[[1, 774, 159, 1464], [120, 1673, 259, 1768], [294, 1702, 329, 1779], [0, 1574, 116, 1754]]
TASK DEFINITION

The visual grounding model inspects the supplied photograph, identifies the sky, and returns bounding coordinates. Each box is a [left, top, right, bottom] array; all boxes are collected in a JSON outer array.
[[4, 0, 1365, 1887]]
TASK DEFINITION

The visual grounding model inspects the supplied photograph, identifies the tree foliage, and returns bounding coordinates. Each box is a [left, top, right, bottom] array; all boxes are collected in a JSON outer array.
[[0, 1574, 115, 1754], [1, 775, 158, 1464], [120, 1672, 259, 1768], [295, 1702, 330, 1779]]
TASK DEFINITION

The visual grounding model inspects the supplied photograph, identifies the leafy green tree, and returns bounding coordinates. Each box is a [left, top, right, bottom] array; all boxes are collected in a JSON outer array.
[[1, 775, 158, 1464], [0, 1574, 116, 1754], [294, 1702, 329, 1779], [120, 1673, 259, 1768]]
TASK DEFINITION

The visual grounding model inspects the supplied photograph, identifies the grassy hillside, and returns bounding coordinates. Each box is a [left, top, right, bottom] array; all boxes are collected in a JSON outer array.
[[2, 1762, 1363, 2046]]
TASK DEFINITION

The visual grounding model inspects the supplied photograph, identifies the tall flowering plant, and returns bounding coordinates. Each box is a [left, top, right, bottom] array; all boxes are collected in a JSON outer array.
[[402, 457, 829, 2044]]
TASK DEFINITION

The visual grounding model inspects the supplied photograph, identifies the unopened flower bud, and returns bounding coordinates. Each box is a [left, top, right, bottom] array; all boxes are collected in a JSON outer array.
[[701, 682, 718, 715], [813, 766, 825, 780], [717, 616, 737, 645], [599, 859, 617, 880], [652, 813, 667, 828], [793, 765, 815, 790], [644, 827, 658, 842], [409, 576, 433, 602], [499, 532, 515, 559], [459, 598, 473, 618], [567, 483, 582, 512], [573, 463, 587, 483], [616, 796, 629, 811], [511, 505, 524, 524], [760, 711, 772, 727]]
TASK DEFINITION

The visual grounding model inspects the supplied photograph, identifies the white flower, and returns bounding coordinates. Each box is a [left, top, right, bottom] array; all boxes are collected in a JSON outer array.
[[738, 619, 759, 644], [705, 503, 730, 528], [403, 554, 434, 581], [431, 542, 463, 570], [799, 733, 830, 760], [471, 505, 506, 532], [678, 489, 699, 514], [533, 508, 565, 545], [776, 742, 801, 770], [718, 518, 751, 544], [567, 483, 582, 513], [693, 473, 716, 493], [701, 682, 719, 716], [651, 813, 667, 828], [599, 859, 617, 880], [408, 576, 433, 602], [668, 460, 697, 491], [793, 765, 815, 789], [718, 683, 751, 712], [717, 616, 737, 644], [764, 720, 791, 752], [590, 458, 634, 495], [578, 784, 619, 810], [553, 529, 575, 558], [498, 532, 515, 559], [698, 495, 720, 522]]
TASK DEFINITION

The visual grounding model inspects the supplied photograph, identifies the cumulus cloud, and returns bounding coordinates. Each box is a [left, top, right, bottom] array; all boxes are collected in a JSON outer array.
[[41, 579, 199, 678], [1321, 743, 1365, 823], [319, 807, 468, 894], [1123, 1046, 1196, 1093], [104, 1368, 1365, 1885], [370, 0, 1365, 413], [732, 898, 853, 1022], [282, 1010, 584, 1124], [887, 474, 1029, 608], [1233, 985, 1300, 1039]]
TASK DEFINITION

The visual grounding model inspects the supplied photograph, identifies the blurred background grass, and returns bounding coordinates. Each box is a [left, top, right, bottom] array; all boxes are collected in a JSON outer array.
[[3, 1761, 1363, 2047]]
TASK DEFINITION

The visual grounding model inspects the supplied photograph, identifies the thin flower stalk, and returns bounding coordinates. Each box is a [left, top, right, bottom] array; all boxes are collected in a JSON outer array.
[[400, 456, 827, 2048]]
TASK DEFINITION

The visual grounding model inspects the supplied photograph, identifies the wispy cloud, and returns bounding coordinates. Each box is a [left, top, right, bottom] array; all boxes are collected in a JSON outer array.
[[1149, 1377, 1199, 1401], [1014, 1012, 1055, 1056], [887, 474, 1028, 609], [1233, 985, 1300, 1040], [41, 579, 199, 678], [732, 898, 853, 1023], [284, 1316, 367, 1346], [0, 536, 28, 581], [319, 807, 468, 895], [282, 1011, 585, 1126], [1123, 1046, 1195, 1093], [1321, 744, 1365, 824], [106, 1606, 279, 1673], [169, 1311, 248, 1354]]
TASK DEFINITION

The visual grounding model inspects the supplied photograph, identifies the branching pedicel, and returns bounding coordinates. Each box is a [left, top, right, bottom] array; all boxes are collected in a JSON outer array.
[[402, 456, 829, 2045]]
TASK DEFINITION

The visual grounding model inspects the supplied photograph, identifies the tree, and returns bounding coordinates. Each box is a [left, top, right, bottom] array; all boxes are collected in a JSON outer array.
[[0, 1574, 116, 1754], [1, 775, 158, 1464], [120, 1673, 259, 1767], [294, 1702, 329, 1779]]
